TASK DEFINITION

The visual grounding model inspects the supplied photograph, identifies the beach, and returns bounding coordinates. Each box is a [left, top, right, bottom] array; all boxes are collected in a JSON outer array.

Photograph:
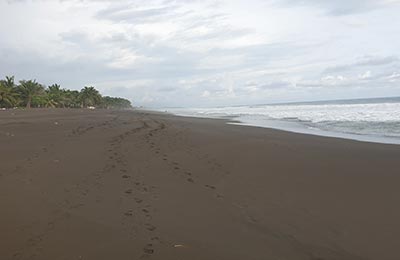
[[1, 108, 400, 260]]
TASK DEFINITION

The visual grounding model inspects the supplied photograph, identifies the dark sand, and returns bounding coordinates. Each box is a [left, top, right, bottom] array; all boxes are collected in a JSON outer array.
[[1, 109, 400, 260]]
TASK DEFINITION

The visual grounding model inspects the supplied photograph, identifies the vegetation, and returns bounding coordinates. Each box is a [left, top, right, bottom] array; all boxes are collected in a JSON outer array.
[[0, 76, 132, 109]]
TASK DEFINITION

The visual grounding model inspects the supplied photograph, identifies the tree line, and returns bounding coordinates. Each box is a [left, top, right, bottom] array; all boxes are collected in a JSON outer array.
[[0, 76, 132, 109]]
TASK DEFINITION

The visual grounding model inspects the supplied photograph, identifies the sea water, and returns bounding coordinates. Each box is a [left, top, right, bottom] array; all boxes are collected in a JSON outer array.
[[163, 97, 400, 145]]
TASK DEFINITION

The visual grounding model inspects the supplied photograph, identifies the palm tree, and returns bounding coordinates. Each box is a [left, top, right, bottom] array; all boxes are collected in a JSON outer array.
[[0, 76, 18, 108], [46, 84, 65, 108], [80, 86, 101, 108], [43, 95, 58, 108], [3, 76, 15, 89], [100, 96, 132, 109], [17, 80, 45, 108], [2, 76, 131, 109], [64, 90, 81, 108]]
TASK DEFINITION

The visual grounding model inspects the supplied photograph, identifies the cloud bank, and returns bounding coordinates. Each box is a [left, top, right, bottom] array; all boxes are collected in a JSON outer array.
[[1, 0, 399, 107]]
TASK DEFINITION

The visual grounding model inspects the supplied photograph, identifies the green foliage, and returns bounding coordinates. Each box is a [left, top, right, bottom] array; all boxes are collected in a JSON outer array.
[[64, 90, 82, 108], [46, 84, 62, 107], [0, 76, 132, 109], [17, 80, 45, 108], [0, 76, 19, 108], [80, 86, 102, 107], [100, 96, 132, 109]]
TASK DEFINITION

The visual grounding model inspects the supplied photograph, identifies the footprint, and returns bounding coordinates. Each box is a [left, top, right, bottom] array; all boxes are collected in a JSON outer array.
[[124, 210, 133, 217], [125, 189, 133, 194], [145, 224, 156, 231], [205, 185, 216, 190], [187, 178, 194, 183], [143, 244, 154, 254]]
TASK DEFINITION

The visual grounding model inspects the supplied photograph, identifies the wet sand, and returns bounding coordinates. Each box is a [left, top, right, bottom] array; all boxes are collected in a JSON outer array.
[[1, 108, 400, 260]]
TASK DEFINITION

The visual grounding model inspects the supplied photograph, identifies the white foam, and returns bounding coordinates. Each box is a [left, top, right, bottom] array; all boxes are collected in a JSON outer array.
[[171, 102, 400, 123], [162, 100, 400, 144]]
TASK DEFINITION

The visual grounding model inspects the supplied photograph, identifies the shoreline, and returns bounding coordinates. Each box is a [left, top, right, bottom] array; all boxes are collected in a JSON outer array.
[[156, 110, 400, 146], [229, 119, 400, 145], [1, 108, 400, 259], [159, 97, 400, 146]]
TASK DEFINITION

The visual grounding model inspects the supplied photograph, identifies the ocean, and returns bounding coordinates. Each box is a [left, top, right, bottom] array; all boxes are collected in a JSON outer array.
[[163, 97, 400, 145]]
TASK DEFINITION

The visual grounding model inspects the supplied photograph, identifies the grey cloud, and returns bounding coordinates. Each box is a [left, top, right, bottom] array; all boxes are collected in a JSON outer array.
[[2, 0, 400, 107], [96, 4, 180, 23], [60, 31, 89, 45], [356, 56, 399, 66], [180, 25, 252, 42], [296, 70, 399, 90], [157, 86, 178, 92], [0, 46, 142, 90], [234, 80, 291, 95], [325, 55, 400, 73], [259, 81, 291, 90], [203, 41, 319, 73], [277, 0, 400, 15], [58, 28, 207, 81]]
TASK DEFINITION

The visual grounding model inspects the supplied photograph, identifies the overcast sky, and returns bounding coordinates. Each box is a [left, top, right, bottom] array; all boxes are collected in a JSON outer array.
[[1, 0, 400, 107]]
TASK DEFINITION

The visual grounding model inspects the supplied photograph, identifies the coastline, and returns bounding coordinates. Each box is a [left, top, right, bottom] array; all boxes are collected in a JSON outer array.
[[161, 96, 400, 146], [162, 111, 400, 146], [1, 108, 400, 260], [229, 118, 400, 145]]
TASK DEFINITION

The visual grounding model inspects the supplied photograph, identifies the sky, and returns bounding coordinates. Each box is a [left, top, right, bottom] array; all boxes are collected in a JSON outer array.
[[1, 0, 400, 108]]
